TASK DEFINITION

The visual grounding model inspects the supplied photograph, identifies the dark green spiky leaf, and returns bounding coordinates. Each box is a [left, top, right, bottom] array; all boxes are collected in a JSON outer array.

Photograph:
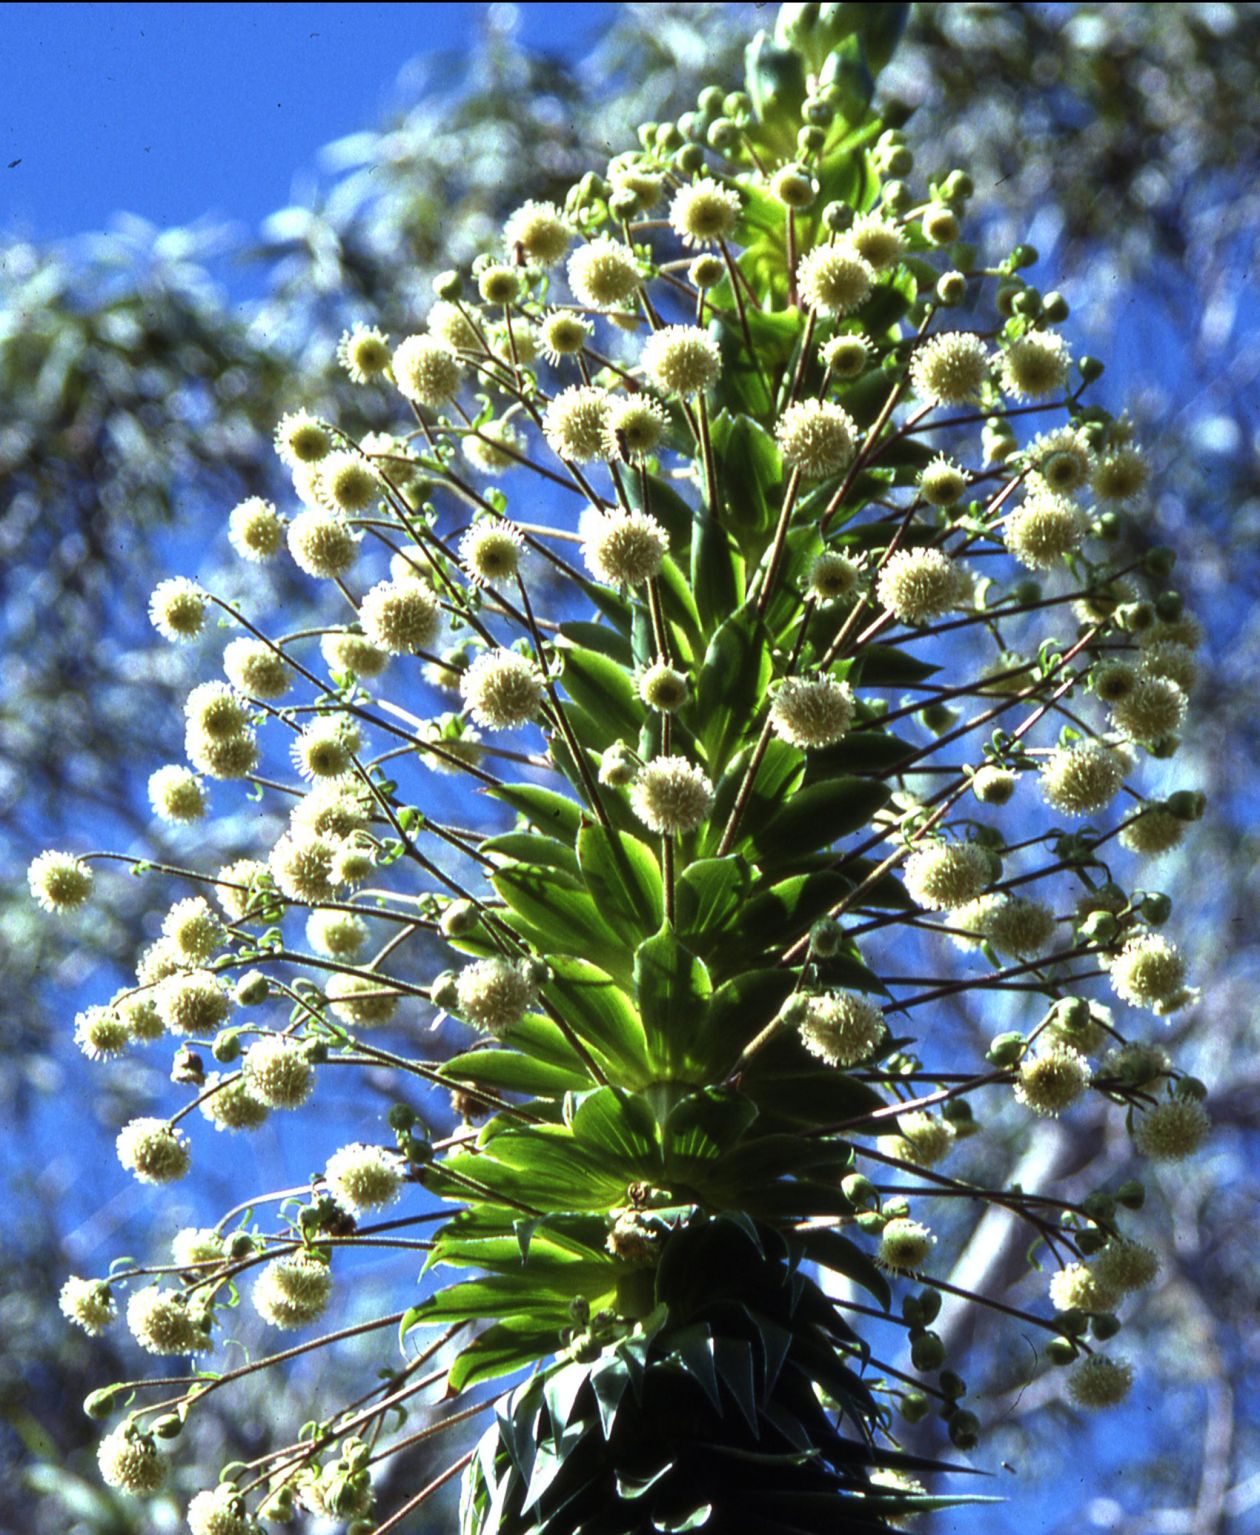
[[448, 1322, 565, 1393], [796, 1227, 892, 1311], [708, 411, 782, 543]]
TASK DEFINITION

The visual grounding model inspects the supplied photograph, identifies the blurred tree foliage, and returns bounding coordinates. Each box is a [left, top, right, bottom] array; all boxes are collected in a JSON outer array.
[[3, 4, 1257, 1531]]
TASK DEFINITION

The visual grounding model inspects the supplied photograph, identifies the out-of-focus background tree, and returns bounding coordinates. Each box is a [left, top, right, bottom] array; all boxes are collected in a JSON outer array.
[[2, 5, 1256, 1531]]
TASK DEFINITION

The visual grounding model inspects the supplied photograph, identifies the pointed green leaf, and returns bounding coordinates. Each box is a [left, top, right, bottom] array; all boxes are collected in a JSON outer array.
[[633, 926, 714, 1079], [750, 777, 889, 865], [486, 783, 583, 840], [577, 825, 664, 943], [694, 607, 772, 774]]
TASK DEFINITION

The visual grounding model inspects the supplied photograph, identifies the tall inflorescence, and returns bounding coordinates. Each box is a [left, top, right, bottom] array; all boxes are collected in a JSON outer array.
[[37, 6, 1211, 1532]]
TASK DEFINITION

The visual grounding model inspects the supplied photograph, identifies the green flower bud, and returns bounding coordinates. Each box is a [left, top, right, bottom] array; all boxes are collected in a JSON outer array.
[[939, 1369, 966, 1398], [797, 124, 827, 155], [842, 1173, 880, 1211], [881, 179, 912, 212], [212, 1028, 243, 1064], [1012, 288, 1042, 318], [941, 170, 973, 201], [936, 270, 967, 307], [675, 144, 706, 176], [917, 1288, 942, 1325], [1042, 290, 1070, 323], [1144, 547, 1177, 580], [1078, 910, 1118, 946], [228, 1232, 256, 1259], [707, 117, 740, 151], [1141, 891, 1172, 925], [987, 1031, 1026, 1068], [234, 971, 269, 1007], [1045, 1337, 1079, 1365], [432, 270, 462, 301], [84, 1386, 124, 1419], [900, 1390, 932, 1424], [1174, 1075, 1208, 1102], [152, 1413, 183, 1440], [855, 1209, 887, 1233], [1091, 1313, 1122, 1341], [995, 280, 1023, 318], [948, 1409, 981, 1449], [1079, 355, 1105, 383], [1165, 790, 1206, 822], [821, 200, 855, 233], [387, 1103, 416, 1132], [677, 112, 703, 142], [1154, 589, 1184, 620], [1011, 243, 1039, 268], [802, 97, 834, 127], [1077, 1227, 1107, 1256], [654, 123, 683, 152], [911, 1331, 946, 1372], [724, 91, 751, 119], [1114, 1179, 1146, 1210], [697, 85, 725, 115]]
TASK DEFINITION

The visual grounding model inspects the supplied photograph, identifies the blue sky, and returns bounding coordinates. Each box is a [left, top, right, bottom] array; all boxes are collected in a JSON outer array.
[[1, 2, 614, 241]]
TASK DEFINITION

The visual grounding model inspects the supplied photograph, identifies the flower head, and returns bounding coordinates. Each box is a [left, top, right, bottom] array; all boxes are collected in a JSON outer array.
[[998, 331, 1071, 399], [359, 578, 441, 654], [568, 236, 641, 308], [461, 521, 523, 585], [126, 1286, 209, 1355], [877, 1217, 935, 1272], [1109, 677, 1187, 746], [1108, 934, 1189, 1012], [59, 1276, 117, 1335], [797, 992, 885, 1068], [455, 958, 537, 1035], [223, 637, 290, 699], [775, 399, 858, 478], [325, 970, 400, 1029], [504, 199, 572, 265], [116, 1118, 191, 1183], [909, 332, 989, 406], [669, 177, 740, 247], [846, 211, 907, 271], [337, 323, 392, 383], [1068, 1354, 1134, 1410], [149, 577, 208, 642], [461, 648, 545, 730], [610, 395, 669, 459], [543, 385, 615, 461], [1040, 741, 1126, 817], [1005, 490, 1087, 569], [640, 326, 722, 396], [325, 1143, 405, 1213], [274, 409, 332, 466], [1014, 1045, 1091, 1117], [287, 509, 360, 579], [254, 1252, 333, 1330], [903, 841, 993, 911], [919, 455, 967, 507], [539, 310, 592, 362], [322, 630, 389, 679], [581, 507, 668, 587], [769, 674, 855, 749], [228, 496, 287, 561], [243, 1036, 314, 1109], [876, 547, 969, 624], [28, 850, 93, 912], [631, 755, 714, 835], [1132, 1097, 1210, 1160], [187, 1485, 253, 1535], [392, 334, 463, 406], [796, 243, 874, 316], [98, 1426, 166, 1494]]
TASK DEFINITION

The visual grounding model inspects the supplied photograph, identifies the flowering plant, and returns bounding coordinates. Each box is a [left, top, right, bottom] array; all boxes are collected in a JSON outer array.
[[35, 5, 1210, 1531]]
